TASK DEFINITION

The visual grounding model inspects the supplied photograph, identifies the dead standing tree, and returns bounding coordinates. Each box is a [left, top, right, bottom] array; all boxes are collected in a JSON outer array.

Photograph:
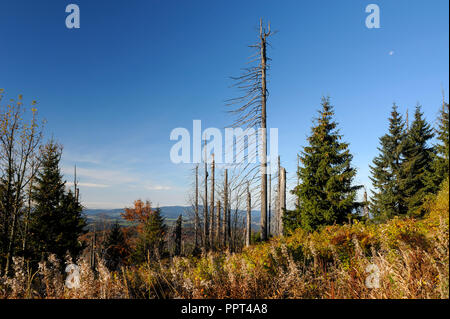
[[246, 182, 251, 247], [185, 165, 201, 254], [216, 200, 221, 247], [203, 141, 209, 250], [227, 19, 275, 242], [223, 169, 228, 248], [276, 156, 281, 235], [279, 167, 286, 236], [209, 154, 215, 249], [195, 165, 199, 250]]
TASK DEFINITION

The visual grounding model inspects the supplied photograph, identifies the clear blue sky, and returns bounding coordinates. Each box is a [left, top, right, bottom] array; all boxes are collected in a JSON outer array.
[[0, 0, 448, 209]]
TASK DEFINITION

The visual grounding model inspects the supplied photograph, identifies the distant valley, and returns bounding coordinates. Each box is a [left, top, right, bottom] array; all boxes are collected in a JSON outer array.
[[83, 206, 262, 229]]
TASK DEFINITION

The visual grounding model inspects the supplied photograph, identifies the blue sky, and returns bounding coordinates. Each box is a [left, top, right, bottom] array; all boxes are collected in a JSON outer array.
[[0, 0, 448, 209]]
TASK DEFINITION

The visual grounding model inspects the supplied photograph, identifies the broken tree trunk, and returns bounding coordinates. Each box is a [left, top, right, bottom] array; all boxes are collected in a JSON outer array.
[[174, 215, 182, 256], [223, 169, 228, 247], [268, 173, 271, 237], [297, 154, 300, 209], [209, 154, 215, 249], [259, 20, 268, 242], [216, 200, 221, 247], [276, 156, 281, 235], [246, 183, 251, 247], [279, 167, 286, 236], [194, 165, 199, 250], [363, 188, 369, 218], [203, 142, 209, 249]]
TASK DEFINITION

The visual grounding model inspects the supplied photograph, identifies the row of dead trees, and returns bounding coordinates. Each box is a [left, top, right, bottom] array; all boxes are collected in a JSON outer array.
[[184, 19, 288, 253], [189, 153, 286, 253]]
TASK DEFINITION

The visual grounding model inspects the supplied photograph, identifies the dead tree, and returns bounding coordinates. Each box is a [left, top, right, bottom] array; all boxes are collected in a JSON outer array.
[[222, 169, 228, 247], [227, 189, 232, 250], [258, 20, 270, 242], [406, 108, 409, 133], [296, 154, 300, 209], [216, 200, 221, 247], [173, 215, 182, 256], [276, 156, 281, 235], [246, 183, 251, 247], [268, 173, 271, 237], [227, 19, 275, 242], [209, 154, 215, 248], [203, 142, 209, 249], [279, 167, 286, 236], [194, 165, 199, 250], [363, 187, 369, 218]]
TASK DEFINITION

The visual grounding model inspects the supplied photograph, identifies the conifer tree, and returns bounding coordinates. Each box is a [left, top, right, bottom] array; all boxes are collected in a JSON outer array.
[[288, 97, 361, 232], [436, 101, 449, 174], [29, 141, 86, 264], [104, 221, 129, 271], [427, 100, 449, 193], [134, 207, 167, 263], [401, 105, 435, 216], [370, 104, 407, 221]]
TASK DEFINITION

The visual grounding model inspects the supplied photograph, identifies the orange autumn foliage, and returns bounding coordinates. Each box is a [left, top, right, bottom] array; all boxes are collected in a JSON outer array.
[[121, 200, 155, 234]]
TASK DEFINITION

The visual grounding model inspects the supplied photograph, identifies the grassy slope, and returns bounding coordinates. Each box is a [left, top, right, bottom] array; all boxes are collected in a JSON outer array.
[[2, 180, 448, 299]]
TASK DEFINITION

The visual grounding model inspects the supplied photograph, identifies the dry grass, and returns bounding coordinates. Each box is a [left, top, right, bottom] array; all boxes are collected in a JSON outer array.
[[1, 181, 448, 299]]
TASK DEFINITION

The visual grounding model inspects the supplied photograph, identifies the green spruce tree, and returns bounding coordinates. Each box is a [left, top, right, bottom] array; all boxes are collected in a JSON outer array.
[[401, 105, 435, 216], [29, 142, 86, 264], [287, 97, 361, 232], [427, 100, 449, 193], [104, 221, 129, 271], [134, 207, 167, 263], [370, 104, 407, 221], [436, 101, 449, 176]]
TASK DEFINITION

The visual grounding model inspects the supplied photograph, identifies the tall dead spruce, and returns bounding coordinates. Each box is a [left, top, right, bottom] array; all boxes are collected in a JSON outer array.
[[203, 142, 209, 250], [227, 19, 274, 241]]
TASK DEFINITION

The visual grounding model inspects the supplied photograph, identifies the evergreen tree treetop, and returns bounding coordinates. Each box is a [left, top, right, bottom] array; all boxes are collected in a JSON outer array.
[[287, 97, 361, 232], [369, 104, 408, 221], [401, 105, 435, 215], [29, 141, 86, 264], [104, 221, 129, 271], [435, 101, 449, 176]]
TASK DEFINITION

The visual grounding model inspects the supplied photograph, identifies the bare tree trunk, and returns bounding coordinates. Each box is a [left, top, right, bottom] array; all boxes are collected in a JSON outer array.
[[246, 183, 251, 247], [406, 108, 409, 133], [209, 154, 215, 249], [268, 173, 271, 237], [259, 20, 268, 241], [22, 173, 34, 253], [223, 169, 228, 248], [227, 191, 232, 250], [297, 154, 300, 209], [363, 188, 369, 218], [203, 143, 209, 249], [226, 19, 274, 243], [174, 215, 182, 256], [194, 165, 199, 250], [276, 156, 281, 236], [279, 167, 286, 236], [216, 200, 221, 247]]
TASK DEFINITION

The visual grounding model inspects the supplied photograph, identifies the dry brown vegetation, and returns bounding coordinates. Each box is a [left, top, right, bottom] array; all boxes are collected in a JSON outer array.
[[1, 179, 448, 299]]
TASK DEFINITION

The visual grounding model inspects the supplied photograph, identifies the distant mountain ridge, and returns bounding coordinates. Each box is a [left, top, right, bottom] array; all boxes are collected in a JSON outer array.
[[83, 206, 262, 224]]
